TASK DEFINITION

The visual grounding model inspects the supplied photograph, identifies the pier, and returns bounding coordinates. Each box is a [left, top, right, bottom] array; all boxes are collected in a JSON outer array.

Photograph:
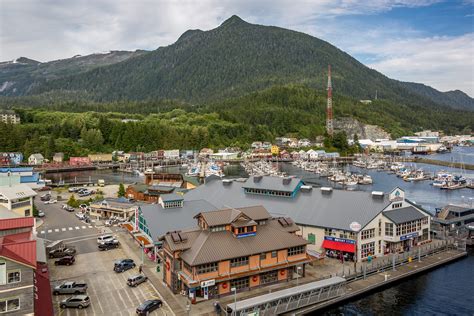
[[289, 242, 467, 315]]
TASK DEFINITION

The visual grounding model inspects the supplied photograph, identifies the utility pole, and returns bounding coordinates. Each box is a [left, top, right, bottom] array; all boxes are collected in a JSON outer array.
[[326, 65, 334, 136]]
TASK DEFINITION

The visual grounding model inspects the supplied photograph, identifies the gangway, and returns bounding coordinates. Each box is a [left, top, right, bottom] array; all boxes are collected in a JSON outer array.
[[225, 276, 346, 316]]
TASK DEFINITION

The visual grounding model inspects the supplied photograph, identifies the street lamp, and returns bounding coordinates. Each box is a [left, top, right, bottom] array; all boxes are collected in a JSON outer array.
[[296, 266, 302, 286], [141, 241, 144, 265], [231, 287, 237, 316]]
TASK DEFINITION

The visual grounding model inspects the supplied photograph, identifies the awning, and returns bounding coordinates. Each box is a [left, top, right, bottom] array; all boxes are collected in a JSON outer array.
[[122, 223, 134, 232], [322, 240, 355, 253], [135, 235, 153, 247]]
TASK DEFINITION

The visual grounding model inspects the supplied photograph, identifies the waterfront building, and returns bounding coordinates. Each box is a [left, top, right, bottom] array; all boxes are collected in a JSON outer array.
[[0, 167, 45, 189], [52, 152, 64, 163], [0, 110, 20, 124], [160, 206, 310, 301], [144, 173, 184, 187], [27, 154, 44, 165], [87, 153, 113, 163], [69, 157, 91, 166], [0, 184, 36, 217], [298, 139, 311, 147], [199, 148, 214, 158], [126, 184, 176, 203], [0, 216, 53, 315], [433, 204, 474, 232], [209, 152, 239, 161], [182, 177, 431, 261], [88, 198, 137, 220], [0, 153, 23, 166], [271, 145, 280, 156], [163, 150, 180, 160]]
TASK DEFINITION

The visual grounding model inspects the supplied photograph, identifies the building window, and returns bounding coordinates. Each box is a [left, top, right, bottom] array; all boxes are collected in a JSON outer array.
[[271, 251, 277, 258], [230, 276, 249, 291], [360, 229, 375, 240], [210, 225, 226, 232], [361, 242, 375, 258], [0, 298, 20, 313], [231, 256, 249, 267], [196, 262, 218, 274], [307, 233, 316, 245], [260, 253, 266, 260], [385, 223, 393, 236], [288, 246, 305, 257], [24, 209, 30, 217], [392, 203, 402, 209], [183, 262, 192, 273], [422, 217, 429, 225], [237, 227, 246, 234], [7, 271, 20, 284], [422, 228, 429, 241], [260, 270, 278, 285]]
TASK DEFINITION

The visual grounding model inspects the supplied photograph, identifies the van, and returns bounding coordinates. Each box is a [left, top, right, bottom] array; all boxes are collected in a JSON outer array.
[[97, 234, 114, 244], [98, 179, 105, 187]]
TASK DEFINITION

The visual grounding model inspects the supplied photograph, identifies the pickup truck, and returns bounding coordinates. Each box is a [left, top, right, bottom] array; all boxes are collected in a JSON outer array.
[[53, 281, 88, 295], [49, 247, 76, 259]]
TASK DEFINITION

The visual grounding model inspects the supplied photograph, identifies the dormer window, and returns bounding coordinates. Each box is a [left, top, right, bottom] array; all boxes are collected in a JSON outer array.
[[210, 225, 225, 232]]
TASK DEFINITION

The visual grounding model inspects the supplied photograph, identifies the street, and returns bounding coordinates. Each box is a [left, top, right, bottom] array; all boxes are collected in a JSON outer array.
[[37, 190, 171, 315]]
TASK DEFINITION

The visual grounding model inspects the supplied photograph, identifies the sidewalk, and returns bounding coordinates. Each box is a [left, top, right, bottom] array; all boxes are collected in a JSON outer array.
[[116, 230, 186, 315]]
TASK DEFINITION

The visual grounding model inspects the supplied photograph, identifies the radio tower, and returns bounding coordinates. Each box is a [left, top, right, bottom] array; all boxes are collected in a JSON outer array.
[[326, 64, 334, 136]]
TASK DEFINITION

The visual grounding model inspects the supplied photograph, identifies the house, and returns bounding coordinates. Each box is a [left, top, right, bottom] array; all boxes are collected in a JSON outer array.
[[291, 151, 300, 160], [88, 198, 137, 220], [52, 152, 64, 163], [298, 150, 308, 160], [209, 152, 238, 161], [250, 149, 272, 159], [69, 157, 91, 166], [0, 110, 20, 124], [262, 142, 272, 149], [288, 138, 299, 148], [298, 139, 311, 147], [183, 177, 431, 261], [271, 145, 280, 156], [28, 154, 44, 165], [251, 141, 263, 149], [0, 184, 37, 217], [280, 150, 291, 160], [163, 150, 180, 160], [160, 206, 310, 300], [88, 153, 113, 163], [0, 216, 53, 315]]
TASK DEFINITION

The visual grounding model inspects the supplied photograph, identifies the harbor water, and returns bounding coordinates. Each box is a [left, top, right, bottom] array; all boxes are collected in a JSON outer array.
[[44, 148, 474, 315]]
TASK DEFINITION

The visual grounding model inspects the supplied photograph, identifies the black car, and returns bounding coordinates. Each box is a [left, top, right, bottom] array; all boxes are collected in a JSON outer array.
[[55, 256, 75, 266], [114, 259, 134, 266], [98, 241, 120, 251], [40, 194, 51, 201], [136, 299, 163, 315], [114, 260, 135, 273]]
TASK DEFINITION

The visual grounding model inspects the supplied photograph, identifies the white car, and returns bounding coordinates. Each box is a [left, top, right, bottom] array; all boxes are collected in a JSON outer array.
[[97, 234, 116, 244], [44, 199, 57, 204], [37, 210, 45, 217], [75, 212, 86, 220]]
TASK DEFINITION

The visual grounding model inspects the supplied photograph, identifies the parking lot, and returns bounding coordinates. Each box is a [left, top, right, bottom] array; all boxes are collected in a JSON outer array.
[[49, 246, 170, 316]]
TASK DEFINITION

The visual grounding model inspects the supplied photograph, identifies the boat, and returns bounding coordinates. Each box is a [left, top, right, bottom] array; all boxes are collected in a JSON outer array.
[[357, 174, 373, 185]]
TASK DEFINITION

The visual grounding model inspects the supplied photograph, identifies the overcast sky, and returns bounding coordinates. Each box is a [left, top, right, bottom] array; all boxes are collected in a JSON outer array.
[[1, 0, 473, 95]]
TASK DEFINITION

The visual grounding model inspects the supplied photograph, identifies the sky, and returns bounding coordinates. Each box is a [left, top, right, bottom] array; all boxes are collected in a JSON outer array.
[[0, 0, 473, 96]]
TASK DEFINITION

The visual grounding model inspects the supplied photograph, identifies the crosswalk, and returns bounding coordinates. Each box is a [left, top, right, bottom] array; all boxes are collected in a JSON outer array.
[[40, 225, 94, 235]]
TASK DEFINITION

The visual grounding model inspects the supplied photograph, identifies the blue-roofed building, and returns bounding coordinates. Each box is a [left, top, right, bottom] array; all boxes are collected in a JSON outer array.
[[0, 167, 45, 189]]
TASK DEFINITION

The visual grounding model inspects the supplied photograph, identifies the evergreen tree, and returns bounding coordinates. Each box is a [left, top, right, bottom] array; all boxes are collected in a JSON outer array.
[[117, 183, 125, 197]]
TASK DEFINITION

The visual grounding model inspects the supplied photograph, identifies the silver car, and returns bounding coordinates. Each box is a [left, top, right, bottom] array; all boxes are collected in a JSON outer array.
[[127, 274, 147, 287], [60, 295, 90, 309]]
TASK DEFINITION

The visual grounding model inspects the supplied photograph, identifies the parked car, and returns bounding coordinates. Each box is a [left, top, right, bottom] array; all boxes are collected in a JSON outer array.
[[49, 247, 76, 259], [78, 190, 92, 197], [127, 274, 147, 287], [60, 295, 90, 309], [38, 186, 52, 191], [44, 199, 57, 204], [68, 187, 81, 193], [79, 204, 88, 210], [53, 281, 88, 295], [75, 212, 86, 220], [97, 234, 115, 244], [114, 259, 135, 273], [64, 205, 75, 212], [98, 241, 119, 251], [40, 194, 51, 201], [115, 259, 134, 266], [37, 210, 45, 217], [55, 256, 75, 266], [136, 299, 163, 315]]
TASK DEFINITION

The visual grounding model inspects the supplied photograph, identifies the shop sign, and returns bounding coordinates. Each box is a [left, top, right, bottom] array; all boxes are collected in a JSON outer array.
[[237, 232, 256, 238], [350, 222, 361, 232], [400, 232, 418, 241], [324, 236, 356, 244], [200, 279, 215, 288]]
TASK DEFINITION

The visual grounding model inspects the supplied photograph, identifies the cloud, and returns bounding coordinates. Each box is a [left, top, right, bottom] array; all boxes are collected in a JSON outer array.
[[0, 0, 472, 96]]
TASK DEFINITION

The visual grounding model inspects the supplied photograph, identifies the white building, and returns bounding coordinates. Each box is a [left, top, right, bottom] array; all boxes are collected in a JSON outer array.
[[0, 111, 20, 124], [28, 153, 44, 165], [163, 149, 180, 160], [0, 184, 37, 217]]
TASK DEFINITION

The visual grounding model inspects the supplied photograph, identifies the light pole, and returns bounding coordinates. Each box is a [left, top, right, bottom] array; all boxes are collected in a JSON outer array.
[[141, 241, 144, 265], [231, 287, 237, 316], [185, 301, 191, 316], [296, 266, 302, 286]]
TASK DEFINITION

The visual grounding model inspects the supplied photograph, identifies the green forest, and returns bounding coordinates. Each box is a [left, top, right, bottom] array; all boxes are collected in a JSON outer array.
[[1, 85, 472, 160]]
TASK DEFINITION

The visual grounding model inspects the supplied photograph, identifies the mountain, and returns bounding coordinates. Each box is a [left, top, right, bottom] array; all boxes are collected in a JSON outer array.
[[0, 50, 147, 96], [1, 15, 472, 112], [400, 82, 473, 111]]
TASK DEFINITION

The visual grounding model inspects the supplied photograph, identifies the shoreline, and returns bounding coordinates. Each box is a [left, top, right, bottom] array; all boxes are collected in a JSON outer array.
[[414, 157, 474, 170]]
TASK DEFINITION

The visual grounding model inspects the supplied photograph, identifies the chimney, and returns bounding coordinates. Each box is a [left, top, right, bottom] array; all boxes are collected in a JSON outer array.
[[282, 177, 292, 185], [253, 176, 263, 183]]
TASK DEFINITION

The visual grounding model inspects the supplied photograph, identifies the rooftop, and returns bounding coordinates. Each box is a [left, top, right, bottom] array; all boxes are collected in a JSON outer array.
[[160, 193, 184, 202], [383, 206, 429, 224], [0, 183, 37, 200], [242, 176, 302, 193]]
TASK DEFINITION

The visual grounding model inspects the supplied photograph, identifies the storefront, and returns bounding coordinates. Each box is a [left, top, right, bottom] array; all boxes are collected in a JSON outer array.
[[322, 236, 356, 261]]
